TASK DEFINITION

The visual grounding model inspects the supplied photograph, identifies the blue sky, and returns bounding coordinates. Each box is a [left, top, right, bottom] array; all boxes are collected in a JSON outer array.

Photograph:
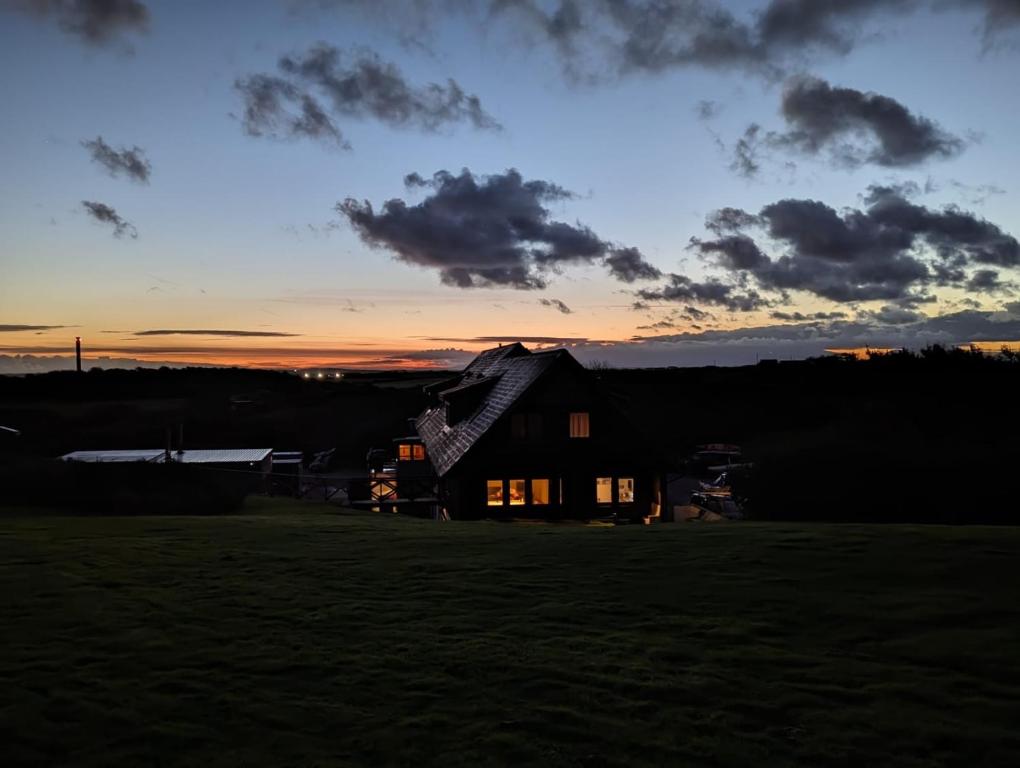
[[2, 0, 1019, 371]]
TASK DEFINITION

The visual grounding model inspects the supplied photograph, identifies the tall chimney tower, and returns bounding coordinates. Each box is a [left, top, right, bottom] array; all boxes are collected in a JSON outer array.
[[75, 336, 82, 373]]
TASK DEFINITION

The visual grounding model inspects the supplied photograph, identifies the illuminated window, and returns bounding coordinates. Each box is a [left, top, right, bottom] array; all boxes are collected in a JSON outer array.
[[509, 479, 526, 506], [412, 444, 425, 461], [569, 412, 590, 438], [487, 480, 504, 506], [596, 477, 612, 504], [531, 479, 550, 505], [398, 444, 411, 461], [618, 477, 635, 504]]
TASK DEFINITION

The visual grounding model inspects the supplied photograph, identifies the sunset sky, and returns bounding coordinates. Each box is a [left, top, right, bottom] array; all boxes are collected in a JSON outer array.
[[2, 0, 1020, 372]]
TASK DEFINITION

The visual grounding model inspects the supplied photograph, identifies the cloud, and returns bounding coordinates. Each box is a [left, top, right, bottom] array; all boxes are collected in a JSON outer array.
[[681, 185, 1020, 306], [81, 200, 136, 238], [604, 247, 662, 282], [421, 335, 601, 345], [770, 311, 847, 321], [486, 0, 937, 79], [236, 44, 499, 148], [296, 1, 1020, 81], [81, 136, 151, 183], [338, 168, 659, 289], [695, 99, 721, 120], [0, 324, 72, 332], [133, 329, 299, 337], [636, 274, 769, 312], [539, 298, 573, 314], [6, 0, 149, 47], [730, 123, 764, 177], [760, 76, 965, 169]]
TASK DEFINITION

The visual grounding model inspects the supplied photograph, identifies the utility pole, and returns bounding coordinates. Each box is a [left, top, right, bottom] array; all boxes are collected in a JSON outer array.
[[75, 336, 82, 373]]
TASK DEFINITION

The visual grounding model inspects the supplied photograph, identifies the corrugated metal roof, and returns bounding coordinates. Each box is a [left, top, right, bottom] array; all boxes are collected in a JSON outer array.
[[61, 448, 273, 464], [61, 449, 164, 463], [172, 449, 272, 464], [416, 344, 565, 477]]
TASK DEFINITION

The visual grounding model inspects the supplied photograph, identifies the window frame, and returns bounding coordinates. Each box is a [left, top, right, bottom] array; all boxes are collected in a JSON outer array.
[[530, 478, 550, 505], [508, 478, 526, 506], [617, 477, 635, 505], [486, 479, 504, 506]]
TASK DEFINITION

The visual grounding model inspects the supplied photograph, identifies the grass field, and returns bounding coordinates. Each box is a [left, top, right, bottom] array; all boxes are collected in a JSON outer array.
[[2, 501, 1019, 767]]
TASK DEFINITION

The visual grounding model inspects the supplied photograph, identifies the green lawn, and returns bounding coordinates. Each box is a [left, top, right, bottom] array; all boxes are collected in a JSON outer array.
[[2, 501, 1019, 767]]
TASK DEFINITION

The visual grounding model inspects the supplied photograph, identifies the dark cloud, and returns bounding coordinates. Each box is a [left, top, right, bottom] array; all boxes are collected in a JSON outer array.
[[604, 247, 662, 282], [81, 200, 136, 238], [770, 310, 848, 322], [861, 304, 925, 325], [6, 0, 149, 46], [695, 99, 721, 120], [965, 268, 1014, 293], [298, 1, 1019, 80], [769, 76, 964, 168], [539, 298, 573, 314], [338, 168, 658, 289], [421, 335, 601, 345], [730, 123, 764, 177], [81, 136, 151, 183], [967, 0, 1020, 46], [684, 186, 1020, 306], [636, 274, 769, 312], [236, 44, 499, 148], [134, 329, 299, 337], [0, 324, 72, 332]]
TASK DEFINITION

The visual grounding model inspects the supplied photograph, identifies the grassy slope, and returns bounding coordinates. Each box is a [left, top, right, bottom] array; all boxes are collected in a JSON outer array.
[[2, 503, 1019, 767]]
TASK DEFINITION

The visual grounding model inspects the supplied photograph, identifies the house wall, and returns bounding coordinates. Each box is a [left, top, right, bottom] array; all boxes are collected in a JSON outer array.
[[441, 361, 658, 520]]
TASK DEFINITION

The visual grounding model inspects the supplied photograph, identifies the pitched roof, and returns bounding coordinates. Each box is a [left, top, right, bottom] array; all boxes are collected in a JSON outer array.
[[416, 343, 565, 476]]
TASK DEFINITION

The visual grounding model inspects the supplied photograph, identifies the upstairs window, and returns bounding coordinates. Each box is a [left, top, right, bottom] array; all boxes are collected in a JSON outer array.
[[511, 412, 544, 439], [569, 412, 590, 438], [412, 444, 425, 461], [398, 444, 412, 461]]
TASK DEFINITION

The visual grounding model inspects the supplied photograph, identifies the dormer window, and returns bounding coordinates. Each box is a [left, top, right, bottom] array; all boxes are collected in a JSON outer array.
[[569, 412, 590, 438], [398, 444, 425, 461]]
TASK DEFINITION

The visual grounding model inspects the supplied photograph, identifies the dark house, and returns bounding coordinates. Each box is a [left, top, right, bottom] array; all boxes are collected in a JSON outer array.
[[416, 343, 661, 521]]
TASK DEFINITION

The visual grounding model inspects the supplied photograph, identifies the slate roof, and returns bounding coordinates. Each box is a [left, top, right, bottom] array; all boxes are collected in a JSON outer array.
[[415, 343, 565, 477]]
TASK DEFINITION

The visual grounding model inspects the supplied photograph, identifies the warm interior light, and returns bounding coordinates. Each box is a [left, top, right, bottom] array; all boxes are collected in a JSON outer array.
[[531, 479, 550, 505], [486, 480, 503, 506], [618, 477, 635, 504], [509, 479, 525, 505]]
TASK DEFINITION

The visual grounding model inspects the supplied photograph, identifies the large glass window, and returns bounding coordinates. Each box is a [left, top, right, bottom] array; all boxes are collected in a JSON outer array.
[[618, 477, 635, 504], [596, 477, 612, 504], [509, 479, 526, 505], [487, 480, 503, 506], [531, 479, 550, 505], [569, 412, 590, 438]]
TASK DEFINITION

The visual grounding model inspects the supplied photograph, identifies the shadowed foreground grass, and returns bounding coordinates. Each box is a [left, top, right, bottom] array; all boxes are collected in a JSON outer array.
[[2, 500, 1019, 767]]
